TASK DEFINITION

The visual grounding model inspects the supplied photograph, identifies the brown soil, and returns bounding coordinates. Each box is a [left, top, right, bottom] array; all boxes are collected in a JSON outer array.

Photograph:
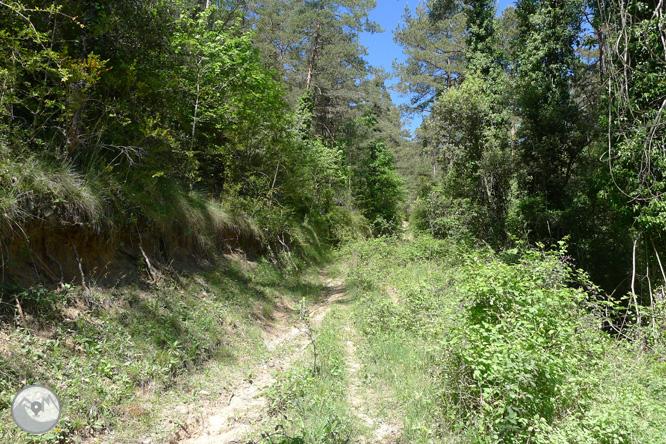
[[1, 220, 261, 289]]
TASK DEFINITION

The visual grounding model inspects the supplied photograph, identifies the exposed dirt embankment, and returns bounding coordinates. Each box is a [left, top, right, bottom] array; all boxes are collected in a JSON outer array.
[[0, 219, 262, 288]]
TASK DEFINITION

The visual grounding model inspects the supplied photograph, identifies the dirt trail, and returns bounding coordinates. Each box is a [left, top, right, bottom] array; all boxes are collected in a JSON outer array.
[[171, 274, 399, 444], [174, 275, 345, 444]]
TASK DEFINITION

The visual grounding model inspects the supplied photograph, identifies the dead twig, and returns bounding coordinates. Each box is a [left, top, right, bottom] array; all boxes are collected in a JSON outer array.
[[71, 241, 89, 295]]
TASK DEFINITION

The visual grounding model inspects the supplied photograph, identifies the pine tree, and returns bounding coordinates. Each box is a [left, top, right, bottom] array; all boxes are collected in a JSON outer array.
[[393, 1, 467, 112]]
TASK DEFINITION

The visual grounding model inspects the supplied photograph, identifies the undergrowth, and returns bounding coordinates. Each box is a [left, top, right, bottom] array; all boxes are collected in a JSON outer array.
[[339, 234, 666, 443]]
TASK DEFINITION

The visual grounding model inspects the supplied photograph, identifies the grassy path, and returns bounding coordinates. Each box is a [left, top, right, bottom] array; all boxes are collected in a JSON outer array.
[[174, 235, 666, 444], [170, 268, 407, 444], [172, 273, 347, 444]]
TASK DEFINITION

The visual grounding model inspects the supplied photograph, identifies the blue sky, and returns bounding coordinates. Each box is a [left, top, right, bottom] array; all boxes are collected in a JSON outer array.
[[360, 0, 515, 135]]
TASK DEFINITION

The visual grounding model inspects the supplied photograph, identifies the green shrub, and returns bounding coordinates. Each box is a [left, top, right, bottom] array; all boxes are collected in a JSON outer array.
[[440, 244, 604, 442]]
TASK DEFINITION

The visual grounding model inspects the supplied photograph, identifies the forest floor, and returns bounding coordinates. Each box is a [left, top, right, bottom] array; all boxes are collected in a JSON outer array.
[[164, 271, 401, 444]]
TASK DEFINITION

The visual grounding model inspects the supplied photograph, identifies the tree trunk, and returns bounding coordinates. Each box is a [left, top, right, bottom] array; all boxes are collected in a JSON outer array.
[[306, 21, 321, 90], [446, 56, 451, 89], [192, 58, 203, 144]]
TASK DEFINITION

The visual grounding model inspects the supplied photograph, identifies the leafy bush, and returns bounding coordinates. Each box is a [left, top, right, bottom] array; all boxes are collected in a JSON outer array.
[[442, 244, 601, 442]]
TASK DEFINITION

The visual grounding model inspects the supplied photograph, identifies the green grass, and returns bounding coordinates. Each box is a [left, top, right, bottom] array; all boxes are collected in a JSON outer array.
[[358, 332, 452, 443], [0, 254, 328, 443], [0, 154, 104, 234], [262, 307, 355, 444], [5, 230, 664, 444], [257, 236, 465, 444], [340, 238, 459, 443]]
